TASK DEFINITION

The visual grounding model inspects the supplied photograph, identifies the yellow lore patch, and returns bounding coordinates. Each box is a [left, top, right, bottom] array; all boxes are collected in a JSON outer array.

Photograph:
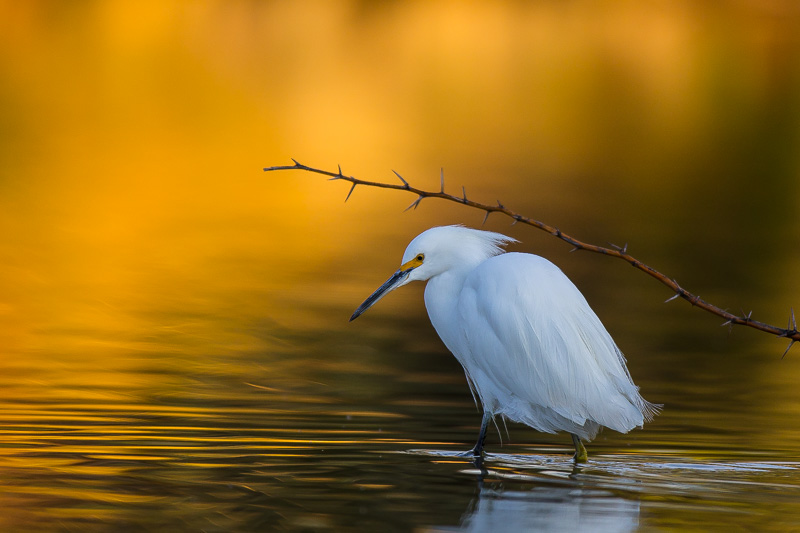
[[400, 254, 424, 271]]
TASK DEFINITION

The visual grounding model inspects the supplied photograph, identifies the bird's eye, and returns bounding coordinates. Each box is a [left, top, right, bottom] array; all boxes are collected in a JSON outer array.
[[416, 254, 424, 262]]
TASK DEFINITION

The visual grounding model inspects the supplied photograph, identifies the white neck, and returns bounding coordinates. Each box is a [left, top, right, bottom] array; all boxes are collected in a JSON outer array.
[[423, 267, 473, 356]]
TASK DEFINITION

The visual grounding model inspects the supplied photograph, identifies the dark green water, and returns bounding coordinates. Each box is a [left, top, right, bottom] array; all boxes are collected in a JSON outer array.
[[2, 277, 800, 531]]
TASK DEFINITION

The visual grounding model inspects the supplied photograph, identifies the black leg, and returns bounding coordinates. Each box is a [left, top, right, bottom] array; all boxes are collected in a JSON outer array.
[[469, 412, 492, 457]]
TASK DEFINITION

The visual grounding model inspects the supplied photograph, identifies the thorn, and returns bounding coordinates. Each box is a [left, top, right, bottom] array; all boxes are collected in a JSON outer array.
[[482, 211, 490, 226], [569, 246, 579, 253], [392, 170, 409, 188], [511, 218, 518, 226], [404, 195, 423, 212], [782, 340, 796, 359], [291, 158, 301, 167], [722, 318, 734, 335], [440, 168, 445, 193], [742, 310, 753, 322], [608, 241, 627, 253], [328, 164, 344, 180], [497, 200, 504, 209], [664, 293, 681, 303], [462, 186, 468, 203], [345, 182, 356, 202], [790, 307, 797, 331]]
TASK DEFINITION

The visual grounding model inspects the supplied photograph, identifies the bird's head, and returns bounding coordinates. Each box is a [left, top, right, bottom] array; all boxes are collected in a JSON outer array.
[[350, 225, 515, 321]]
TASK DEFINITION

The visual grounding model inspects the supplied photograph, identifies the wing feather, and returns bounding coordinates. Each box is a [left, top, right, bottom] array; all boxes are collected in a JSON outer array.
[[454, 253, 655, 440]]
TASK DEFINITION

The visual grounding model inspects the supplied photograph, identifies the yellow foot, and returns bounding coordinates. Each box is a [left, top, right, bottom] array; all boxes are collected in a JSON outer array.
[[573, 447, 588, 463], [571, 434, 588, 463]]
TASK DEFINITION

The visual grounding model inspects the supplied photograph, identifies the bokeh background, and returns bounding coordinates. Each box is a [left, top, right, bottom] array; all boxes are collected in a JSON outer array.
[[1, 1, 800, 531]]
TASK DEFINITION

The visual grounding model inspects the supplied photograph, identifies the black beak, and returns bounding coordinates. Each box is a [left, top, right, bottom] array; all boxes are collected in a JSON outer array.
[[350, 268, 411, 321]]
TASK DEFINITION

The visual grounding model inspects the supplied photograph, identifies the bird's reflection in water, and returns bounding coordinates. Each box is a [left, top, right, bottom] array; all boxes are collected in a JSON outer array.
[[456, 485, 640, 533], [437, 456, 640, 533]]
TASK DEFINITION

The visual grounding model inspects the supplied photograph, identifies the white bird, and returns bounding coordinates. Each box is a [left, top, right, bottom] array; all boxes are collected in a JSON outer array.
[[350, 225, 658, 462]]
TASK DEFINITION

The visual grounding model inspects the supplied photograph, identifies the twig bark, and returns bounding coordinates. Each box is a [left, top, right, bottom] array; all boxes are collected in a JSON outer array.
[[263, 159, 800, 353]]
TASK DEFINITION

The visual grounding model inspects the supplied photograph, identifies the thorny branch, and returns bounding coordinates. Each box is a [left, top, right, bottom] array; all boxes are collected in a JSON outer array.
[[263, 159, 800, 355]]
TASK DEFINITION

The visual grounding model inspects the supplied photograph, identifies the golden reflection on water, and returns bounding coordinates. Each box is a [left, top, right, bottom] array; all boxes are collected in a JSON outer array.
[[1, 1, 800, 531]]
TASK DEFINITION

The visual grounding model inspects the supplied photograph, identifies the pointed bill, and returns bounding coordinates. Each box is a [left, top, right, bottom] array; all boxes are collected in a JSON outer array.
[[350, 269, 409, 321], [350, 255, 424, 321]]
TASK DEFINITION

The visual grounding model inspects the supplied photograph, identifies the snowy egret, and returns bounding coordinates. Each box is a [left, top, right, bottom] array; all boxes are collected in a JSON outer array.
[[350, 225, 658, 462]]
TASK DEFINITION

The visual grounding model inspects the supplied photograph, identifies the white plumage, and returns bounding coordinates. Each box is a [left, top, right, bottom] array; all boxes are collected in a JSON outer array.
[[351, 225, 658, 461]]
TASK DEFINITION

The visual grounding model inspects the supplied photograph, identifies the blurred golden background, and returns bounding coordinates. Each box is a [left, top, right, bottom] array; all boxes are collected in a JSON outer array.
[[1, 0, 797, 358]]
